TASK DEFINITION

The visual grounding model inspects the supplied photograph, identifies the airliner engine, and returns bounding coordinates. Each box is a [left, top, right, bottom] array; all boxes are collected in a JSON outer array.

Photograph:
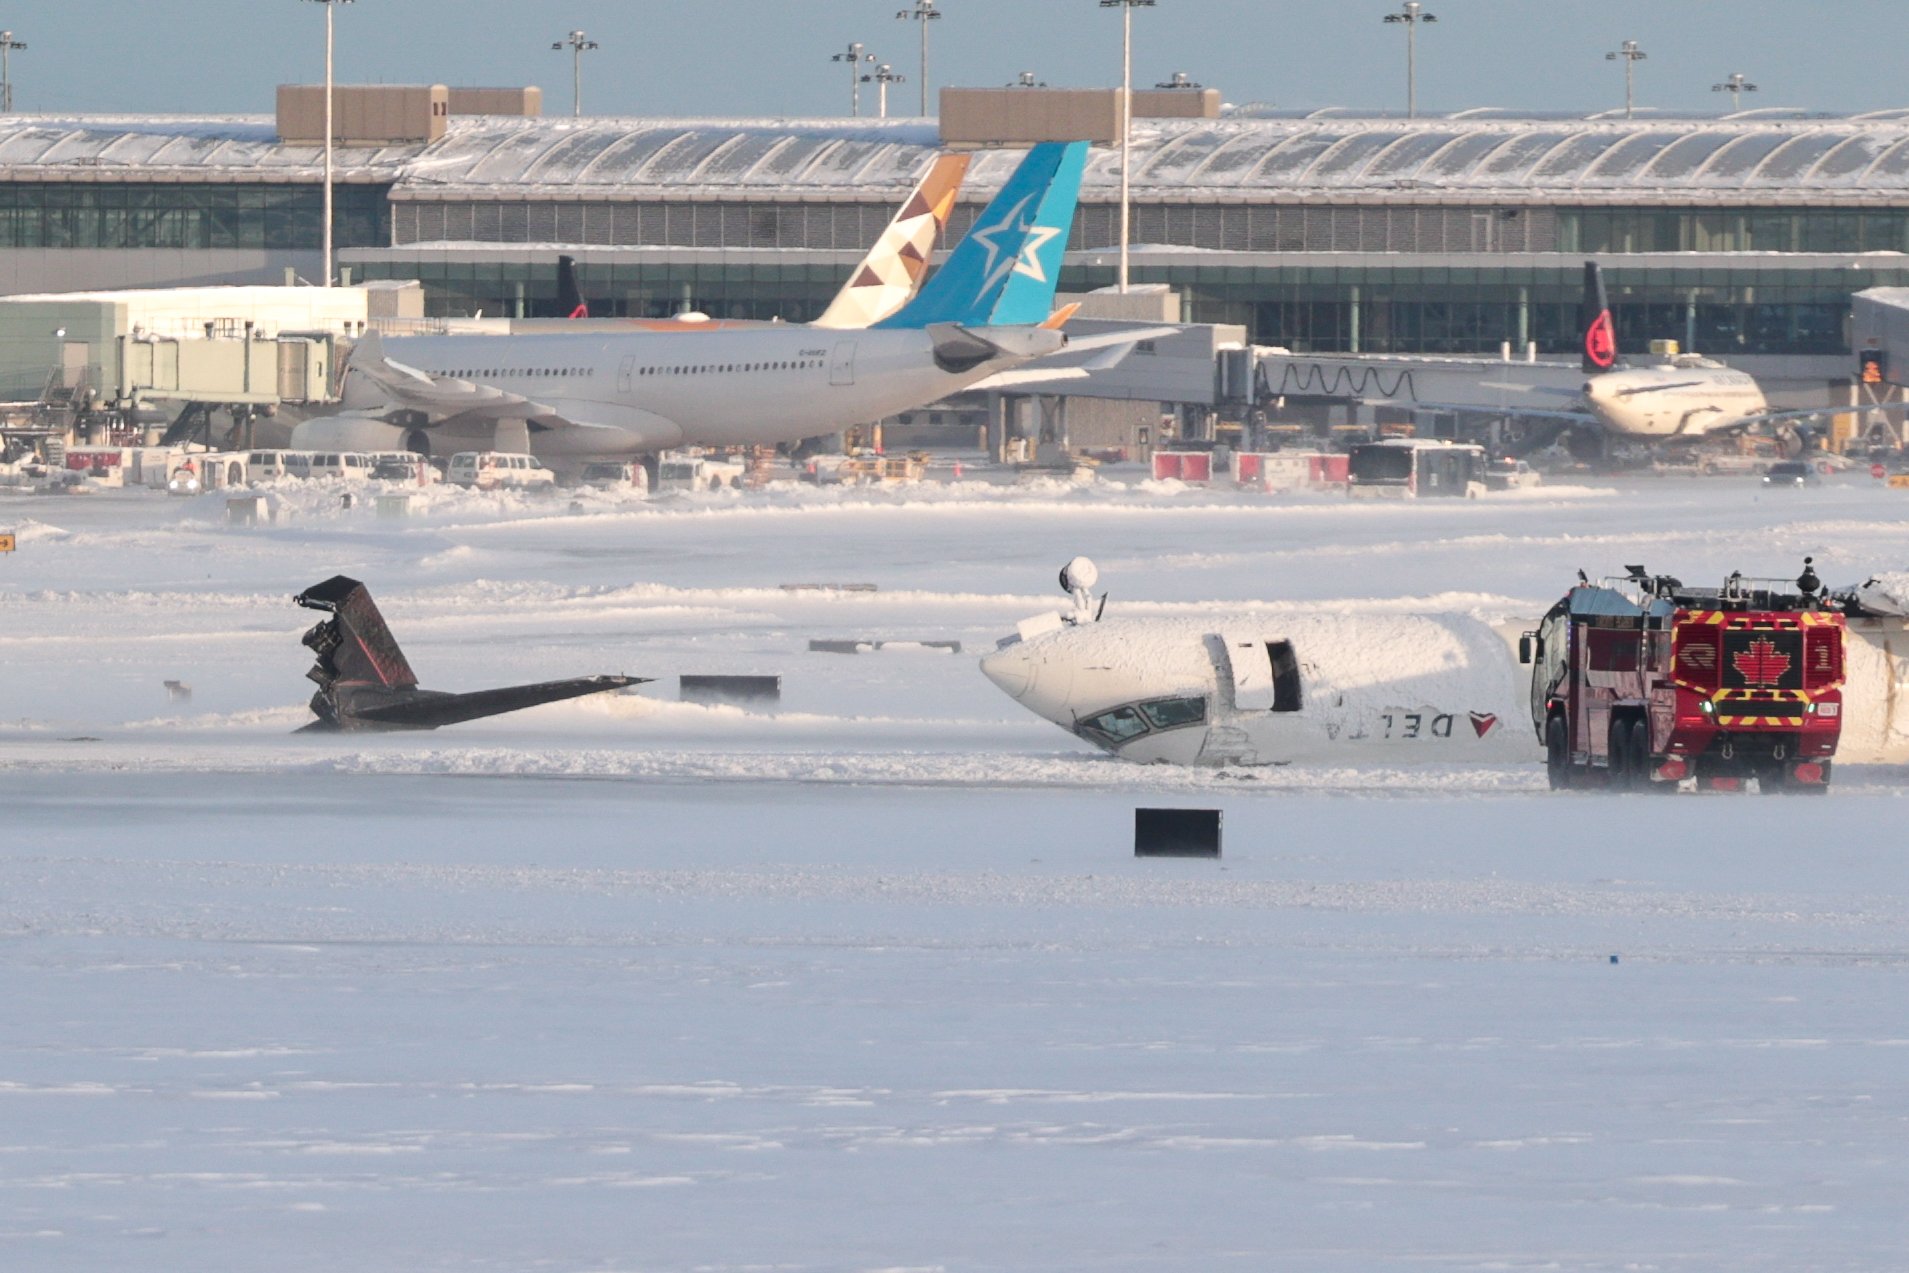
[[290, 411, 431, 455]]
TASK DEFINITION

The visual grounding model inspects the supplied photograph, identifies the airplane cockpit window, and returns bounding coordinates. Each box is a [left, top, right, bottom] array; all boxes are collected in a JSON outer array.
[[1079, 705, 1150, 743], [1268, 641, 1303, 712], [1079, 697, 1209, 747], [1138, 696, 1207, 730]]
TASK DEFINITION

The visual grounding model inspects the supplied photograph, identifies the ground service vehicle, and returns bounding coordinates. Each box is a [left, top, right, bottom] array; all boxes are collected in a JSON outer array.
[[447, 451, 556, 490], [1347, 439, 1486, 499], [655, 454, 744, 492], [578, 461, 650, 493], [1523, 565, 1845, 792]]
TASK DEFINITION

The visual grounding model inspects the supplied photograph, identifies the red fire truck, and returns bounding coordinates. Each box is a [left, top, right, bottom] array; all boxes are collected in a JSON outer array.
[[1522, 564, 1846, 792]]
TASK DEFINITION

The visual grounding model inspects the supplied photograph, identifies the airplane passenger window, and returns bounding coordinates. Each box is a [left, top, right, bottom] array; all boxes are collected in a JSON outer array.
[[1268, 641, 1303, 712], [1138, 697, 1207, 730], [1079, 705, 1150, 743]]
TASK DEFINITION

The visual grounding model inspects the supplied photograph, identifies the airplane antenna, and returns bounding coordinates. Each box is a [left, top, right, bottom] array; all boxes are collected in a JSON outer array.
[[1059, 556, 1102, 623]]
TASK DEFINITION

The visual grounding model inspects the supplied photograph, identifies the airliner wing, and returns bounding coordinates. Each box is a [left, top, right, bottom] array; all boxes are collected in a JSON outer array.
[[968, 367, 1094, 391], [1059, 326, 1183, 353], [1395, 399, 1597, 424], [349, 333, 558, 421]]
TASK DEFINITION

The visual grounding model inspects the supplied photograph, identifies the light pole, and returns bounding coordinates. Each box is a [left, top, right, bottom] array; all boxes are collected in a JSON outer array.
[[552, 30, 600, 117], [1009, 71, 1047, 88], [302, 0, 353, 289], [833, 42, 875, 116], [1101, 0, 1154, 294], [1712, 72, 1758, 113], [1381, 3, 1436, 120], [0, 32, 25, 114], [894, 0, 941, 117], [861, 64, 906, 119], [1607, 40, 1646, 120]]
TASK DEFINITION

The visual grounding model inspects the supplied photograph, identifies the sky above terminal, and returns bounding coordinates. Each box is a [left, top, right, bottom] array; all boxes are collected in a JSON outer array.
[[9, 1, 1892, 121]]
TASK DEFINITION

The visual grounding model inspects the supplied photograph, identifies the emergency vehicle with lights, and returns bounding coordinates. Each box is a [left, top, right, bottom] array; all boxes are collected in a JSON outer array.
[[1522, 563, 1846, 792]]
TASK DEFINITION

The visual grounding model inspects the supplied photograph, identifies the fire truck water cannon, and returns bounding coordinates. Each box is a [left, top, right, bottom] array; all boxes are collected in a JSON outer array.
[[1522, 559, 1846, 793]]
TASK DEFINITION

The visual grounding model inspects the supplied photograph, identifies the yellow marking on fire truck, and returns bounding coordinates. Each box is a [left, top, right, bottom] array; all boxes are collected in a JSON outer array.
[[0, 531, 14, 554]]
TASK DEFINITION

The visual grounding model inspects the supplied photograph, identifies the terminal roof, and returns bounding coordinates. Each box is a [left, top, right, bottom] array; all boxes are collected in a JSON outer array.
[[10, 113, 1909, 201]]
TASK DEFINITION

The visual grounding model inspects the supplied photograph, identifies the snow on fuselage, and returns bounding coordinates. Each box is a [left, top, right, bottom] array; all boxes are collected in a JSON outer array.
[[980, 611, 1537, 767]]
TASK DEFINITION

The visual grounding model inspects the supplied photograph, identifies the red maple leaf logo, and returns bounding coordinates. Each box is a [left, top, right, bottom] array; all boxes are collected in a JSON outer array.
[[1585, 310, 1617, 370], [1732, 638, 1791, 686]]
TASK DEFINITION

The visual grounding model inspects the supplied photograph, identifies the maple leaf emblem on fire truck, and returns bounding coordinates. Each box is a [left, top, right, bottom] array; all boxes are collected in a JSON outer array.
[[1731, 637, 1792, 686]]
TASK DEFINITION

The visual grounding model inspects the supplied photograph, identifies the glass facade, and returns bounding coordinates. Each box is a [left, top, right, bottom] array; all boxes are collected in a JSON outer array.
[[0, 183, 390, 250], [352, 256, 1909, 357], [1559, 207, 1909, 255]]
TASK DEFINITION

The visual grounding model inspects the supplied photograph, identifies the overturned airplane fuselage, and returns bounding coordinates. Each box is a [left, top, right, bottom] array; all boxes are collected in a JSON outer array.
[[294, 575, 643, 731]]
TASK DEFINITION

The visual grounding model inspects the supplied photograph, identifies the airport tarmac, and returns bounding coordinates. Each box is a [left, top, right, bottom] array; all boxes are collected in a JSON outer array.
[[4, 470, 1909, 1270]]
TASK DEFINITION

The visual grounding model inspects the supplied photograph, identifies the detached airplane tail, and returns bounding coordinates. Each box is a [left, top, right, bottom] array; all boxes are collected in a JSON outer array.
[[294, 576, 643, 731], [876, 140, 1089, 331], [558, 254, 589, 319], [296, 574, 419, 692], [1581, 261, 1618, 376], [814, 151, 971, 330]]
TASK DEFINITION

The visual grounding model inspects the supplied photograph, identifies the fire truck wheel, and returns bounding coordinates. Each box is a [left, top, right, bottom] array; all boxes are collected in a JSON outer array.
[[1627, 718, 1650, 789], [1545, 714, 1572, 790], [1607, 720, 1631, 788]]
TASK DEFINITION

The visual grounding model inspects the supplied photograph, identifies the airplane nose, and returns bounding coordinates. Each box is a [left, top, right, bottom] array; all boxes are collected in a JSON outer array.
[[979, 644, 1034, 699]]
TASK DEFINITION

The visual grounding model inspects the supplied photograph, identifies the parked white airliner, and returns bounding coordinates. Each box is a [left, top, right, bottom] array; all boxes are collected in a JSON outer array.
[[290, 143, 1160, 461]]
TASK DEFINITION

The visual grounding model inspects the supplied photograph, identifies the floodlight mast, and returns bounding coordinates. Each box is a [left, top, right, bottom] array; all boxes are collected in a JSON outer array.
[[0, 32, 26, 115], [861, 63, 906, 119], [894, 0, 942, 117], [552, 30, 600, 117], [833, 41, 876, 116], [1607, 40, 1647, 119], [1381, 2, 1436, 120], [1712, 72, 1758, 113], [1100, 0, 1155, 294], [301, 0, 354, 289]]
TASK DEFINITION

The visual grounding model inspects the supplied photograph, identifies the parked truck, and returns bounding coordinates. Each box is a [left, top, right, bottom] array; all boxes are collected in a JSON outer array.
[[1523, 564, 1846, 792]]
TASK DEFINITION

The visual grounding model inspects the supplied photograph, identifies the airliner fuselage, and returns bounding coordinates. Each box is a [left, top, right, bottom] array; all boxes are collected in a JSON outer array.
[[319, 324, 1062, 458], [1582, 364, 1767, 439]]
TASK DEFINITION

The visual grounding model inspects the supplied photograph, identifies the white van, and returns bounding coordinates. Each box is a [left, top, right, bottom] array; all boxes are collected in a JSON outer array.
[[366, 452, 441, 485], [656, 453, 745, 492], [447, 451, 556, 491], [245, 450, 306, 482], [578, 460, 650, 494], [307, 452, 374, 482]]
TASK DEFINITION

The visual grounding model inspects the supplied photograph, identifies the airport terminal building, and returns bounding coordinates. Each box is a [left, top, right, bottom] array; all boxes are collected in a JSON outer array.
[[8, 99, 1909, 367]]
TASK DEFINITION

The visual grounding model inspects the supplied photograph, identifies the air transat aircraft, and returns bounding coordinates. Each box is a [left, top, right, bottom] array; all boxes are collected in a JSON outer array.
[[293, 143, 1155, 460]]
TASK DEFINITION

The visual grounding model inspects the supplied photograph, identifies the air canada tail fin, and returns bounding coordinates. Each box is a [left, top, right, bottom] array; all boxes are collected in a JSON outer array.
[[814, 151, 971, 329], [876, 141, 1088, 331], [558, 254, 588, 319], [1581, 260, 1617, 375]]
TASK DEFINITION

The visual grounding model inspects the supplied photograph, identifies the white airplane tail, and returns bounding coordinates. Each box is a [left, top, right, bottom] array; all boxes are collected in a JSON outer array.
[[812, 151, 970, 330]]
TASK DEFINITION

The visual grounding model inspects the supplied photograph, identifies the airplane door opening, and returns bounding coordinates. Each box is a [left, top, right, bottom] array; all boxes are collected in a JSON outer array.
[[829, 341, 857, 387], [617, 356, 635, 395], [1221, 632, 1304, 712]]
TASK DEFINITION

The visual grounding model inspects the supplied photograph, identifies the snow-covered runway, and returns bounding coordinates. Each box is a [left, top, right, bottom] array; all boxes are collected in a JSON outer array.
[[4, 471, 1908, 1269]]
